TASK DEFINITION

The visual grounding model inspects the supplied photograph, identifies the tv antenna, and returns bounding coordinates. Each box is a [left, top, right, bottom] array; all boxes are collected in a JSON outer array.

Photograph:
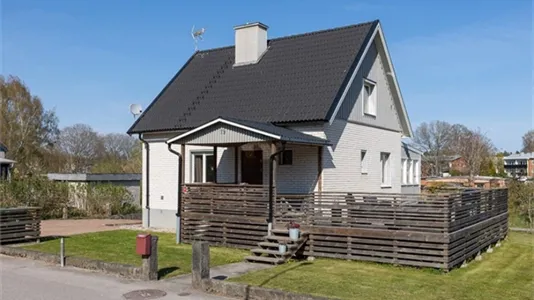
[[191, 25, 206, 51], [129, 104, 143, 119]]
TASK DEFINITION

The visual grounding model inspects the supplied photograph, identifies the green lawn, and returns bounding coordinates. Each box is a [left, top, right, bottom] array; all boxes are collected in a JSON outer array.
[[22, 230, 248, 278], [230, 232, 534, 300]]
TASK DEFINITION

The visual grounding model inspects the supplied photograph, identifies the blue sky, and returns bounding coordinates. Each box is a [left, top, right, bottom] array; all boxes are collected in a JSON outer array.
[[1, 0, 532, 151]]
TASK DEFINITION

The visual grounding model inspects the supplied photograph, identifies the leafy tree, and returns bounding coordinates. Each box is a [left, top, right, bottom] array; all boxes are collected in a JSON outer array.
[[522, 130, 534, 153], [0, 75, 60, 175]]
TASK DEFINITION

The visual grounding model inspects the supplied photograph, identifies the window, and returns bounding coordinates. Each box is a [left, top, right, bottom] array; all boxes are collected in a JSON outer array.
[[363, 79, 377, 116], [361, 150, 368, 174], [191, 152, 215, 183], [380, 152, 391, 186], [401, 159, 407, 184], [278, 150, 293, 165], [413, 160, 420, 184]]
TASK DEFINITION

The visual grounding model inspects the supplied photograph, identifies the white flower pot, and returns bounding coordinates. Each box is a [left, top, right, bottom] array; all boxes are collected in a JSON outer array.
[[278, 244, 287, 254], [289, 228, 300, 240]]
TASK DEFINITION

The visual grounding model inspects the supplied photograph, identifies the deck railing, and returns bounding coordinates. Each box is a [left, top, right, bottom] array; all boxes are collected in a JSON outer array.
[[180, 184, 508, 270], [0, 207, 41, 244]]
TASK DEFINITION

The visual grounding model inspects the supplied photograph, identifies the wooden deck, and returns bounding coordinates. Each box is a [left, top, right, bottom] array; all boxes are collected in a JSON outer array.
[[181, 184, 508, 270]]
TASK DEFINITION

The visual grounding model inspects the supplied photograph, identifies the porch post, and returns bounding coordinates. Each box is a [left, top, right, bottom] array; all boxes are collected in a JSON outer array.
[[234, 146, 239, 184], [213, 146, 217, 183], [268, 142, 285, 235], [318, 146, 323, 193]]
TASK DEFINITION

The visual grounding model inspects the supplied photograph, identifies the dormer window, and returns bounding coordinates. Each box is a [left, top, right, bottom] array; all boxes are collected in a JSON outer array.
[[363, 79, 377, 116]]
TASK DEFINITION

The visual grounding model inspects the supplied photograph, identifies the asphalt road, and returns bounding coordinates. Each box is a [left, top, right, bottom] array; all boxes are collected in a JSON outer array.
[[0, 256, 227, 300]]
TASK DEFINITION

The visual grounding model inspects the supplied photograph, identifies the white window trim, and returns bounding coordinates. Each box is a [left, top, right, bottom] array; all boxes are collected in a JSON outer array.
[[191, 151, 214, 183], [408, 160, 414, 185], [361, 150, 368, 174], [401, 159, 407, 185], [414, 160, 420, 184], [363, 78, 377, 117], [380, 152, 391, 188]]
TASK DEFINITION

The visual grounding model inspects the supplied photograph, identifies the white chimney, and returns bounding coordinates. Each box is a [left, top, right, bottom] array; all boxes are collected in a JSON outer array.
[[234, 22, 268, 66]]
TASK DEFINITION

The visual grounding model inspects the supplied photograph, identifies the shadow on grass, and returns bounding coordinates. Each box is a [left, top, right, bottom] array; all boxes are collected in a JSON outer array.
[[39, 235, 69, 242], [158, 266, 180, 279], [258, 261, 313, 287]]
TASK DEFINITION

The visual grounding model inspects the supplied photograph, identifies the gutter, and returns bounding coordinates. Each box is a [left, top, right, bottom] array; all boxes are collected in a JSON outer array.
[[138, 135, 150, 228], [268, 142, 286, 235], [167, 144, 183, 244]]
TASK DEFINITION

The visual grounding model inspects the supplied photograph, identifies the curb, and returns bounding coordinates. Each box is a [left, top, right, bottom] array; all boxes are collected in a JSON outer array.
[[0, 246, 142, 279], [201, 278, 333, 300]]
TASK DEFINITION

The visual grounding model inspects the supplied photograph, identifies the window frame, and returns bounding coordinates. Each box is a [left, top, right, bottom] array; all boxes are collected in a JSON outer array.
[[362, 78, 377, 117], [401, 159, 407, 185], [380, 152, 391, 187], [278, 150, 293, 165], [413, 160, 420, 184], [191, 151, 215, 183], [361, 150, 368, 174]]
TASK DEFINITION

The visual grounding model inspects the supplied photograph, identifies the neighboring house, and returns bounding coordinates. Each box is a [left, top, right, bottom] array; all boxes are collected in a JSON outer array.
[[401, 142, 422, 194], [422, 155, 467, 177], [0, 142, 15, 180], [127, 20, 413, 229], [503, 152, 534, 178], [47, 173, 141, 209]]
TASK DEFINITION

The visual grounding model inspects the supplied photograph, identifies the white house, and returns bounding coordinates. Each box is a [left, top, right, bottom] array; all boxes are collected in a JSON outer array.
[[128, 20, 416, 229]]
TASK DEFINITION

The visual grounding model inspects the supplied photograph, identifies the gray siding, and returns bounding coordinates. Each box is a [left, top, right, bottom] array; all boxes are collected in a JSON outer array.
[[337, 41, 402, 132], [178, 123, 270, 145], [0, 151, 5, 159]]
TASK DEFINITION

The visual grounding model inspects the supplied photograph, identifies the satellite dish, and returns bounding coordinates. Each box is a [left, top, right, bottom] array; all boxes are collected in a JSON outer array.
[[129, 104, 143, 118]]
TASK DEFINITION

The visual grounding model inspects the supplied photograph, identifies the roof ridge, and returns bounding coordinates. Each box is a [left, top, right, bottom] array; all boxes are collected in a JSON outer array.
[[270, 20, 379, 42], [196, 20, 379, 54]]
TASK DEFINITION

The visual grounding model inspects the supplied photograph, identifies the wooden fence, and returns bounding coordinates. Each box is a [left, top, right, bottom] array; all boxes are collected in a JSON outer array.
[[0, 207, 41, 244], [181, 184, 270, 249], [180, 184, 508, 270], [276, 189, 508, 269]]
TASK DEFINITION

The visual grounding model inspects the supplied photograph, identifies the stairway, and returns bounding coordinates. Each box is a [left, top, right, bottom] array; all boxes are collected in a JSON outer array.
[[245, 229, 309, 264]]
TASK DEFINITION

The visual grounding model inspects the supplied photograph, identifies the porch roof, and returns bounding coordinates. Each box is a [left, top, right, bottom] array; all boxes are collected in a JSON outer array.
[[0, 158, 15, 165], [166, 117, 331, 146]]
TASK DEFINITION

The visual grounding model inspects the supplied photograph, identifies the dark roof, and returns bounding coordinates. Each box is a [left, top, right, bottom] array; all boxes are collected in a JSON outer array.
[[128, 20, 379, 134], [221, 117, 331, 145]]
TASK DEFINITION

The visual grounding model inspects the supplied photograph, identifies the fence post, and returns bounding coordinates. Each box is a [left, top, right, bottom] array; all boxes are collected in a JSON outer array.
[[192, 241, 210, 289], [141, 235, 158, 281]]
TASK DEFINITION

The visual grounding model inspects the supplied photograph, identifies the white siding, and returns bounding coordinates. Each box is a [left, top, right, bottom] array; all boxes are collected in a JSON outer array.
[[322, 119, 402, 193], [147, 141, 179, 211], [277, 144, 319, 194]]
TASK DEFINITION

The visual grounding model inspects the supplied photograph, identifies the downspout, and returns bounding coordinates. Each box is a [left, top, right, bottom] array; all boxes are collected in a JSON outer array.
[[268, 142, 286, 235], [167, 144, 182, 243], [138, 135, 150, 228]]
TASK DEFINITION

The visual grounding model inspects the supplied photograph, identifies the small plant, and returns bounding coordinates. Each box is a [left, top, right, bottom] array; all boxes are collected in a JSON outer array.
[[286, 220, 300, 229]]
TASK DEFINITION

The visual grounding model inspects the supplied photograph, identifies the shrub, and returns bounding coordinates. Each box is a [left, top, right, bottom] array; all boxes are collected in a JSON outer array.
[[508, 180, 534, 228]]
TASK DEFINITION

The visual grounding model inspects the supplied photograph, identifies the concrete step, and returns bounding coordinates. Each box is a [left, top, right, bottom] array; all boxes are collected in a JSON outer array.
[[250, 248, 292, 257], [245, 255, 286, 264], [264, 235, 306, 244], [258, 242, 298, 249]]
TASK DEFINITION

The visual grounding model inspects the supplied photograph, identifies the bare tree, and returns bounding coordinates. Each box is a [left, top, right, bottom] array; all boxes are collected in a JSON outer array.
[[522, 130, 534, 153], [451, 127, 495, 179], [59, 124, 103, 172], [413, 121, 453, 176], [101, 133, 137, 160]]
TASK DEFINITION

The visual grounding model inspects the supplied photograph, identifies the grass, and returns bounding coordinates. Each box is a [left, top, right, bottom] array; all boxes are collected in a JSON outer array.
[[509, 211, 532, 229], [230, 232, 534, 300], [22, 230, 248, 278]]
